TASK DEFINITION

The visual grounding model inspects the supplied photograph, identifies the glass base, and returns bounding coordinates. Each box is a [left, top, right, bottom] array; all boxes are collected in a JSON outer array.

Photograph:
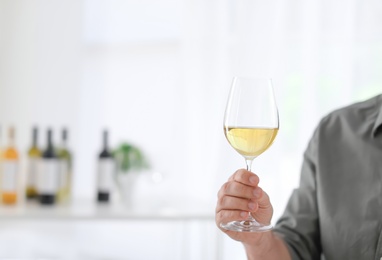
[[220, 219, 273, 232]]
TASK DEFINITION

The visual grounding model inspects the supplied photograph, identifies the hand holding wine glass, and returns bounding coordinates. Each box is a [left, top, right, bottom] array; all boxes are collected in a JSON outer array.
[[217, 77, 279, 233]]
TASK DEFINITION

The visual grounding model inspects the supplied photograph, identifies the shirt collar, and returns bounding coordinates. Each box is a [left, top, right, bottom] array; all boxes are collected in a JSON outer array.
[[372, 95, 382, 137]]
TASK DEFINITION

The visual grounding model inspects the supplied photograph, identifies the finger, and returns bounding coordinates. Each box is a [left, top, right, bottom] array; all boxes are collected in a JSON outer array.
[[251, 190, 273, 225], [216, 209, 249, 229], [228, 169, 259, 187], [216, 195, 258, 213], [218, 181, 263, 200], [257, 189, 271, 210]]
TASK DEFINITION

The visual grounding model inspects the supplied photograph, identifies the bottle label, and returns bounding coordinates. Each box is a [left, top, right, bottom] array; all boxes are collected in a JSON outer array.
[[97, 158, 114, 192], [1, 161, 18, 192], [38, 159, 59, 194], [59, 159, 70, 190], [27, 157, 39, 187]]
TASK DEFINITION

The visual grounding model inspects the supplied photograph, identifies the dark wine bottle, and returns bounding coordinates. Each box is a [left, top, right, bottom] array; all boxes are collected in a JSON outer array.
[[97, 130, 114, 203], [38, 129, 59, 205]]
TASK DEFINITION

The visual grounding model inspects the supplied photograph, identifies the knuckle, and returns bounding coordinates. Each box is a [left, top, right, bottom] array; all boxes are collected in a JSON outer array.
[[222, 181, 231, 194], [217, 182, 230, 198], [219, 195, 229, 207], [216, 210, 224, 221], [215, 210, 225, 225], [216, 210, 233, 225]]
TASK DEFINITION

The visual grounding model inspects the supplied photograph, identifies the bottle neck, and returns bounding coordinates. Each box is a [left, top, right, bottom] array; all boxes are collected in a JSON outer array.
[[32, 127, 38, 147], [8, 127, 15, 147], [103, 130, 109, 151], [47, 129, 53, 150], [43, 129, 57, 158], [61, 129, 68, 149]]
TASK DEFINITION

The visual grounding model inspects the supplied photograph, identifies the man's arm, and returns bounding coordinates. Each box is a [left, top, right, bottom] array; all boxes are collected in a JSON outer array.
[[243, 231, 291, 260]]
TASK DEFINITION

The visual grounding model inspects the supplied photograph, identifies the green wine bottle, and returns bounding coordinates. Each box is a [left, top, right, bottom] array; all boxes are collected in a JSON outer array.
[[26, 127, 41, 199]]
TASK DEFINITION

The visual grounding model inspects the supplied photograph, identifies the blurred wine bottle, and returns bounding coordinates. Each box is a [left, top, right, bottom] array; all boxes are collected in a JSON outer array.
[[38, 129, 59, 205], [97, 130, 114, 203], [57, 128, 72, 203], [26, 127, 41, 199], [1, 127, 19, 205]]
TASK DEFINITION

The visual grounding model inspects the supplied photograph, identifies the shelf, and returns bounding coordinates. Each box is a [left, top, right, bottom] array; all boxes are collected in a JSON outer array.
[[0, 199, 215, 221]]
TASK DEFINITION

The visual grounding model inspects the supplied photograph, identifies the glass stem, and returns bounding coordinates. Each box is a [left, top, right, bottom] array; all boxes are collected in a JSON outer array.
[[245, 159, 254, 172], [245, 158, 256, 222]]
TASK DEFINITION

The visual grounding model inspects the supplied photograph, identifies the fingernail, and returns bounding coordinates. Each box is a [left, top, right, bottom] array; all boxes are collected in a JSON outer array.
[[249, 176, 257, 184], [248, 202, 256, 210], [253, 188, 262, 198]]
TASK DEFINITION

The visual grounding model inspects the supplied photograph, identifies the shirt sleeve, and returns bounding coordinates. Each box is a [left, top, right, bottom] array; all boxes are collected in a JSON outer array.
[[273, 126, 322, 260]]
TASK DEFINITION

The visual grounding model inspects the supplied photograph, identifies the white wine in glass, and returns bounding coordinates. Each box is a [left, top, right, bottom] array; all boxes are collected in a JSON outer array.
[[221, 76, 279, 232]]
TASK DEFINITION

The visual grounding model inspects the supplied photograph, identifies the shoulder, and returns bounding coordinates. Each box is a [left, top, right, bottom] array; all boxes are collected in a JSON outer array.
[[317, 95, 381, 136]]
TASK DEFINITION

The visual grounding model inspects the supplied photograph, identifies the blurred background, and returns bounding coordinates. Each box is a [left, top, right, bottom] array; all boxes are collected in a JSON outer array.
[[0, 0, 381, 259]]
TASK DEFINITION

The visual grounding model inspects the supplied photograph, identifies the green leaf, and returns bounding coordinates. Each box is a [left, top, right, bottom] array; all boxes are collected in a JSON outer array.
[[113, 142, 149, 173]]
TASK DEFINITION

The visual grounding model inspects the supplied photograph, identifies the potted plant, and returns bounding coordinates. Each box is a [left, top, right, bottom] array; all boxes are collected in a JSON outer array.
[[113, 143, 149, 206]]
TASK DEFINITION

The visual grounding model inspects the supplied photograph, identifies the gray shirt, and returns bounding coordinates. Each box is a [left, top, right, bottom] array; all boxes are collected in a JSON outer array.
[[274, 94, 382, 260]]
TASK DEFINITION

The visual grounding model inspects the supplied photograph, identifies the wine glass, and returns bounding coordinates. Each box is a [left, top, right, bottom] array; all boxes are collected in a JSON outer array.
[[221, 76, 279, 232]]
